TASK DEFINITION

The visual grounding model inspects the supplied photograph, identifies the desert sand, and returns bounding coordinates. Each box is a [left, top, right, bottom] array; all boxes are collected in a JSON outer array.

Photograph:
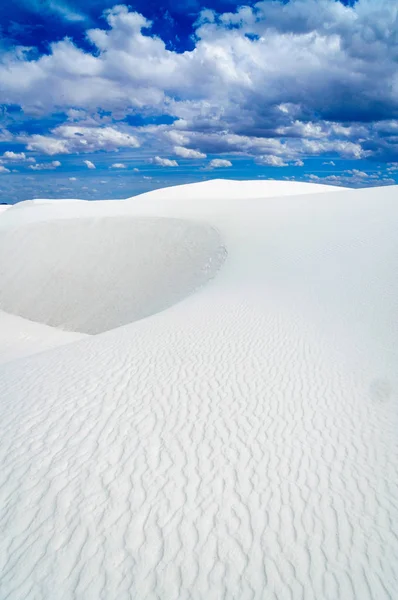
[[0, 179, 397, 599]]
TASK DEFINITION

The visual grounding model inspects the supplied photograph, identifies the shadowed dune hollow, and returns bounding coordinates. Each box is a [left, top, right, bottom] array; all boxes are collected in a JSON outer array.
[[0, 216, 226, 334]]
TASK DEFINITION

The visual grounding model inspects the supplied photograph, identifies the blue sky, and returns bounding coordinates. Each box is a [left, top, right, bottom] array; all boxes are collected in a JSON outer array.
[[0, 0, 397, 202]]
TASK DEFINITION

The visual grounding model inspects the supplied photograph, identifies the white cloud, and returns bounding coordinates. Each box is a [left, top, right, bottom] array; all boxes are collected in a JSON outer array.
[[174, 146, 207, 159], [54, 126, 140, 152], [3, 151, 27, 161], [21, 126, 140, 156], [166, 130, 190, 146], [152, 156, 178, 167], [25, 136, 70, 155], [1, 2, 398, 166], [84, 160, 96, 169], [0, 129, 13, 143], [0, 166, 10, 173], [29, 160, 62, 171], [276, 122, 326, 139], [302, 140, 365, 159], [1, 3, 391, 125], [307, 168, 390, 188], [69, 177, 77, 181], [110, 163, 127, 169], [208, 159, 232, 168], [294, 159, 304, 167], [2, 152, 36, 164], [168, 131, 288, 159], [344, 169, 369, 178], [323, 161, 336, 166], [133, 168, 140, 172], [257, 155, 288, 167]]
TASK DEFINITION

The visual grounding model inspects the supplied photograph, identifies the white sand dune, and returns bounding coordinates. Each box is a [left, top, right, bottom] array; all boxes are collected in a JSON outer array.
[[133, 178, 343, 201], [0, 310, 87, 365], [0, 180, 397, 600], [0, 217, 225, 334]]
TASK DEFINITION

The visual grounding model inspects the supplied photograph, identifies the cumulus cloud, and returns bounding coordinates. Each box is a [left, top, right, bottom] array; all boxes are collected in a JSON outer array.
[[84, 160, 96, 169], [0, 129, 13, 143], [29, 160, 61, 170], [152, 156, 178, 167], [3, 151, 27, 161], [174, 146, 207, 159], [208, 159, 232, 168], [0, 166, 10, 173], [308, 169, 393, 188], [25, 136, 70, 155], [0, 1, 398, 166], [344, 169, 369, 178], [53, 126, 140, 153], [111, 163, 127, 168], [257, 155, 288, 167], [2, 151, 36, 164], [302, 140, 366, 159], [20, 126, 140, 156]]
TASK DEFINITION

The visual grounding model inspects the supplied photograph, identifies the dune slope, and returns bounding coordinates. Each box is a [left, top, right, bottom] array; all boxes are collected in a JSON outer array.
[[0, 310, 87, 364], [0, 217, 225, 334], [0, 180, 397, 600]]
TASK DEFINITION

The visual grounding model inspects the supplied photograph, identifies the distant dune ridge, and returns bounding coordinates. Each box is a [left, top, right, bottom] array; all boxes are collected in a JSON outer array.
[[0, 179, 397, 599]]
